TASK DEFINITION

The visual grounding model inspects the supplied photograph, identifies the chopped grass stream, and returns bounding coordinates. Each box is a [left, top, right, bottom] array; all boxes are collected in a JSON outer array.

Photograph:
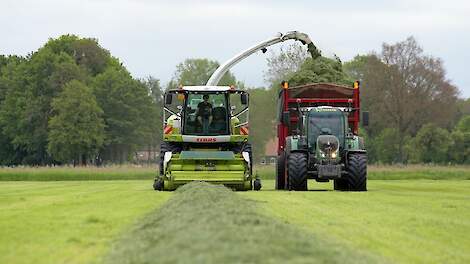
[[105, 181, 383, 264]]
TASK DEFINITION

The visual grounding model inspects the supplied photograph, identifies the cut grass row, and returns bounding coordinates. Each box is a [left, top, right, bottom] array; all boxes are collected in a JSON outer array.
[[105, 181, 383, 264], [1, 164, 470, 181]]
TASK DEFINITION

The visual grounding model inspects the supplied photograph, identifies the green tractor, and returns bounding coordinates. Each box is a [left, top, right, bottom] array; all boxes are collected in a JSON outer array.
[[276, 82, 369, 191], [153, 86, 260, 191]]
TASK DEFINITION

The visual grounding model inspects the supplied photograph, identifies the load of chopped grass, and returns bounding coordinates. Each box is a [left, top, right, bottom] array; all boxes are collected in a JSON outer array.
[[105, 181, 382, 264]]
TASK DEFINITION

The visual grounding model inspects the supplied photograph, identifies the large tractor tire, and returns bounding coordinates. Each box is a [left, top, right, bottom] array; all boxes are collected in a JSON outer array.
[[159, 142, 181, 176], [275, 151, 286, 190], [288, 152, 308, 191], [345, 153, 367, 191]]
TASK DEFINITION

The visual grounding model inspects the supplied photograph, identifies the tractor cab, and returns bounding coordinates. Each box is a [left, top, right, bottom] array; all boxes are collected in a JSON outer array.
[[163, 86, 249, 141], [306, 107, 347, 156]]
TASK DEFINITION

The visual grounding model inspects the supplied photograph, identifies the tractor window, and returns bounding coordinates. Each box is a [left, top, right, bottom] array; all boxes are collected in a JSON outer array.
[[163, 92, 184, 127], [308, 111, 345, 151], [183, 93, 229, 135], [229, 92, 249, 135]]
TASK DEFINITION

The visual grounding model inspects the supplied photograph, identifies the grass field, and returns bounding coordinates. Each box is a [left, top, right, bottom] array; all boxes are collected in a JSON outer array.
[[2, 164, 470, 181], [1, 166, 469, 263], [0, 181, 171, 264]]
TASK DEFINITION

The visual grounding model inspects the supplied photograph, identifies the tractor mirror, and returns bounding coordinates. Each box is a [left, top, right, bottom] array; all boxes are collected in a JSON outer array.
[[282, 111, 290, 127], [362, 111, 369, 126], [241, 93, 249, 105], [165, 93, 173, 105]]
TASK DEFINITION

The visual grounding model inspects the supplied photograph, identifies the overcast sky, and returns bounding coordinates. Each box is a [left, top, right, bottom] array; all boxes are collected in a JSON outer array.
[[2, 0, 469, 97]]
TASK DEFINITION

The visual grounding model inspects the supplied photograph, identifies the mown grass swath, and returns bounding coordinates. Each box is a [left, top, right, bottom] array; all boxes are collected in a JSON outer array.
[[105, 181, 383, 264]]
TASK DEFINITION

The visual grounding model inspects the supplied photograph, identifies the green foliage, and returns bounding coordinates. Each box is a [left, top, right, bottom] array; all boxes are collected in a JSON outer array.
[[456, 115, 470, 132], [409, 123, 451, 164], [288, 56, 354, 86], [249, 88, 277, 161], [0, 35, 162, 165], [47, 80, 105, 164]]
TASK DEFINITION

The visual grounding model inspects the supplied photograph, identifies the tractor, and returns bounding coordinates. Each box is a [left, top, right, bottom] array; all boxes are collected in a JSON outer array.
[[153, 85, 260, 191], [276, 81, 369, 191]]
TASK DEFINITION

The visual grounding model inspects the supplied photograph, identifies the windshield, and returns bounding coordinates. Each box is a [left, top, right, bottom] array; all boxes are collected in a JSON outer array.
[[183, 92, 229, 135], [307, 110, 345, 151]]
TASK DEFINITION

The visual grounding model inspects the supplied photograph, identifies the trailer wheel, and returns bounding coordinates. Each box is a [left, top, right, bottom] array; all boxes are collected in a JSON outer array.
[[276, 151, 286, 190], [346, 153, 367, 191], [288, 152, 308, 191]]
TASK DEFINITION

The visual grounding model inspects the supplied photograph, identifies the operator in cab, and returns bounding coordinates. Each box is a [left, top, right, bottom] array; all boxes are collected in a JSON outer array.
[[197, 94, 213, 133]]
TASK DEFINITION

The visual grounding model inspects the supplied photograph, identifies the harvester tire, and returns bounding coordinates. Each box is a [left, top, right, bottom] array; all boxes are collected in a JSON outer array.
[[253, 178, 262, 191], [153, 179, 163, 191], [276, 152, 286, 190], [346, 153, 367, 191], [288, 152, 308, 191]]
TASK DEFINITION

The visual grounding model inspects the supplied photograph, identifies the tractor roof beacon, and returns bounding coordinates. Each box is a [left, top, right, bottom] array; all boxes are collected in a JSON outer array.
[[276, 81, 369, 191]]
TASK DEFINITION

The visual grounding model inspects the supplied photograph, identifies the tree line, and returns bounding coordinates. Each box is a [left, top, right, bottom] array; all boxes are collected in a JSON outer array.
[[0, 34, 469, 165]]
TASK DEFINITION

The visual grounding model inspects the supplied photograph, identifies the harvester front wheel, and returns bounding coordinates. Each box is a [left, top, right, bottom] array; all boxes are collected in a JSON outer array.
[[153, 178, 163, 191], [276, 152, 286, 190], [288, 152, 308, 191], [253, 178, 262, 191], [346, 153, 367, 191]]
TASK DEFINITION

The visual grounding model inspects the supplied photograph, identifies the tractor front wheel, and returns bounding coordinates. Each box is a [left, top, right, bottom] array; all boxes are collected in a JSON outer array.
[[288, 152, 308, 191], [345, 153, 367, 191]]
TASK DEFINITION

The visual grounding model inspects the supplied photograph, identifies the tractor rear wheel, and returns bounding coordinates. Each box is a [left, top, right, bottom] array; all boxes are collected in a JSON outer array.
[[346, 153, 367, 191], [276, 151, 286, 190], [288, 152, 308, 191]]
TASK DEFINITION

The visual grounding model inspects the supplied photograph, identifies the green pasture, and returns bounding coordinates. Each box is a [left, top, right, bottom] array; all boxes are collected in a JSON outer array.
[[0, 166, 469, 263]]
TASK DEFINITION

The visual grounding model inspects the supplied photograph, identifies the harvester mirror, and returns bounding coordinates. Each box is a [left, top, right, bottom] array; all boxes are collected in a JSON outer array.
[[282, 111, 290, 127], [241, 93, 249, 105], [165, 93, 173, 105], [362, 111, 369, 126]]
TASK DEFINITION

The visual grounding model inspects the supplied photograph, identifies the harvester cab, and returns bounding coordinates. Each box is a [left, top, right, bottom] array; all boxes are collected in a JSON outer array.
[[154, 85, 259, 191], [276, 81, 369, 191]]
